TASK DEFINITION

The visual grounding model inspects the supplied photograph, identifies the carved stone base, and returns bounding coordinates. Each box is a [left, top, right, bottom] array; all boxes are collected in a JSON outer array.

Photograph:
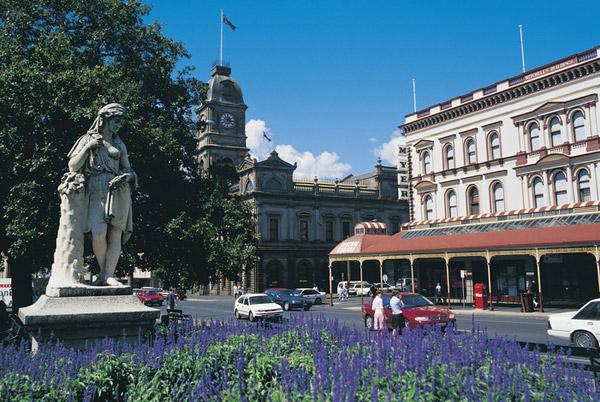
[[18, 295, 160, 351], [46, 285, 132, 297]]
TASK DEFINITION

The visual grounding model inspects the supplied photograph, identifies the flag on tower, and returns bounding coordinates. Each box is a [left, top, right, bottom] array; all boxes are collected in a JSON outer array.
[[223, 14, 236, 31]]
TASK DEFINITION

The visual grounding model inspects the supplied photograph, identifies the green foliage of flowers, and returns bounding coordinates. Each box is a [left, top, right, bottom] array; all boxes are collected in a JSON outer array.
[[0, 316, 596, 401]]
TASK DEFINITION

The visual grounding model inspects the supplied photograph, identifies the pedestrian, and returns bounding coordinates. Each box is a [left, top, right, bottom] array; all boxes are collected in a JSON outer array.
[[313, 283, 319, 291], [166, 288, 177, 311], [370, 283, 377, 298], [529, 280, 538, 308], [435, 282, 442, 305], [372, 290, 385, 332], [233, 284, 239, 298], [390, 290, 405, 336]]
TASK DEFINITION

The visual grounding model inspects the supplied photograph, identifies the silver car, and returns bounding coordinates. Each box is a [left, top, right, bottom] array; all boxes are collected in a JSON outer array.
[[294, 288, 327, 305]]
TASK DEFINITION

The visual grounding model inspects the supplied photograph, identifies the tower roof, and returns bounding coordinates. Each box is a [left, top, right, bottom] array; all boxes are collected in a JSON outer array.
[[206, 65, 245, 105]]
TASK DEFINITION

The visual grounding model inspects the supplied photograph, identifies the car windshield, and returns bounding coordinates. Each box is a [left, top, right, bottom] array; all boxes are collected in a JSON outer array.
[[275, 290, 296, 296], [401, 294, 434, 307], [249, 296, 273, 305]]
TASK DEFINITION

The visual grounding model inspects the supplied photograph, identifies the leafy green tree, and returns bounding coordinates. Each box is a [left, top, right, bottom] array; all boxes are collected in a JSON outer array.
[[0, 0, 257, 308]]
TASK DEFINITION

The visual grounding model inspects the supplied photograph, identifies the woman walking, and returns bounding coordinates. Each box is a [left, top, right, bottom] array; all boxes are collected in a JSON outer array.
[[372, 290, 385, 332]]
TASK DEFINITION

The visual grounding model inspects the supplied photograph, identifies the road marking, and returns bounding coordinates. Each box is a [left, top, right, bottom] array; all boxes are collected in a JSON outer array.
[[342, 306, 362, 311]]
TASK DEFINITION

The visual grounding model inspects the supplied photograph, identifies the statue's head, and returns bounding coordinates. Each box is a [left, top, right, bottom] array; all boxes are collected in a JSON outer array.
[[88, 103, 127, 136]]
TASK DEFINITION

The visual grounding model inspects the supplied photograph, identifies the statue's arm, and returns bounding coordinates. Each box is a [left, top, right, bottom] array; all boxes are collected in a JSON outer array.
[[119, 142, 137, 187], [68, 136, 101, 172]]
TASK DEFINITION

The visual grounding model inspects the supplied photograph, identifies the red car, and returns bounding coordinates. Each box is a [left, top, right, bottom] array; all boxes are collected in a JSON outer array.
[[135, 288, 164, 306], [361, 293, 456, 330]]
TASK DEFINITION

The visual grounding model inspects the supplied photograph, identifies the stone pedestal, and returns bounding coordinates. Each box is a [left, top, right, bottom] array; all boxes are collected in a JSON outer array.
[[18, 287, 160, 350]]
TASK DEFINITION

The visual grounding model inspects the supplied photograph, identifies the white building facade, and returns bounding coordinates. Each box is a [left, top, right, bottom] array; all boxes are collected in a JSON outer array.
[[402, 47, 600, 222]]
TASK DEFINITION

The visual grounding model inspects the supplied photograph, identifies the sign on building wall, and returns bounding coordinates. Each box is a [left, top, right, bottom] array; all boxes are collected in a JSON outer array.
[[0, 278, 11, 309], [397, 145, 409, 201]]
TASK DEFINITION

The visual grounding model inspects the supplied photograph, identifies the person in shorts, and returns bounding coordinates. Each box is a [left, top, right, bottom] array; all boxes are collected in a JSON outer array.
[[390, 290, 405, 336]]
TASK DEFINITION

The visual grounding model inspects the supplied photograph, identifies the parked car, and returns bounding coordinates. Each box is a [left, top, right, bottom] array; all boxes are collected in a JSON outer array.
[[547, 298, 600, 348], [337, 281, 369, 296], [135, 288, 164, 306], [361, 292, 456, 330], [348, 283, 371, 296], [369, 283, 395, 296], [265, 288, 312, 311], [294, 288, 327, 305], [158, 288, 187, 301], [234, 294, 283, 322]]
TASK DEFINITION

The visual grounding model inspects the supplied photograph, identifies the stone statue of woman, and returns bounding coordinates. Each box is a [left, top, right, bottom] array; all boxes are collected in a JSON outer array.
[[47, 103, 136, 290]]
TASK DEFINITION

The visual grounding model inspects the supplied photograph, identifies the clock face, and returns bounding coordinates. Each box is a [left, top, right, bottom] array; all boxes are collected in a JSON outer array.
[[220, 113, 236, 129]]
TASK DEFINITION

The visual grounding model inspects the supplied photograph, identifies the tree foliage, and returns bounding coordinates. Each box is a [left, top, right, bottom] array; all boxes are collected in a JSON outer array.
[[0, 0, 258, 305]]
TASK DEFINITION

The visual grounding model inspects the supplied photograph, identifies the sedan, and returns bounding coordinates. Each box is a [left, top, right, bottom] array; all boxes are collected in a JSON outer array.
[[265, 288, 312, 311], [361, 293, 456, 330], [294, 288, 327, 305], [547, 298, 600, 348], [234, 294, 283, 322]]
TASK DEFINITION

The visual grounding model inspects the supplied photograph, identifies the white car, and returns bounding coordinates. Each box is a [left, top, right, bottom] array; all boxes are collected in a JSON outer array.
[[295, 288, 327, 305], [350, 283, 371, 296], [547, 298, 600, 348], [337, 281, 370, 296], [234, 294, 283, 322]]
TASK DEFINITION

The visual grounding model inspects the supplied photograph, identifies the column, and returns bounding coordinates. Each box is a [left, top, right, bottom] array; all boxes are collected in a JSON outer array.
[[445, 256, 451, 309], [586, 105, 594, 138], [346, 261, 351, 287], [566, 165, 576, 204], [379, 259, 384, 290], [410, 258, 415, 293], [592, 163, 600, 201], [591, 103, 599, 136], [545, 171, 553, 207], [520, 176, 528, 209], [328, 263, 333, 306], [535, 251, 544, 312], [486, 255, 494, 311], [359, 260, 364, 305], [517, 122, 523, 151]]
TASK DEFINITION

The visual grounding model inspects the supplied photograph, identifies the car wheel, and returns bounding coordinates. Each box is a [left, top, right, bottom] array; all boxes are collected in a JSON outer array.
[[283, 302, 290, 311], [235, 310, 241, 320], [573, 331, 598, 348], [248, 312, 255, 322], [315, 298, 322, 305], [364, 315, 374, 330]]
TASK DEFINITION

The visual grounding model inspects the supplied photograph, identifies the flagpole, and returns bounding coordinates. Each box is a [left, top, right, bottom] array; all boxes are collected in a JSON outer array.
[[518, 24, 526, 73], [220, 9, 223, 65], [412, 78, 417, 113]]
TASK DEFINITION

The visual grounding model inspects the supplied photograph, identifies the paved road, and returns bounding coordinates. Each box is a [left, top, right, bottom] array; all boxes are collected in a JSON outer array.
[[159, 295, 574, 346]]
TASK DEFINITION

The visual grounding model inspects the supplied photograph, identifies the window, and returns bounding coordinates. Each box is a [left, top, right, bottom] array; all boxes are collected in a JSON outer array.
[[269, 217, 279, 241], [572, 111, 586, 141], [422, 151, 432, 174], [465, 138, 477, 164], [444, 144, 455, 169], [446, 190, 457, 217], [574, 302, 600, 320], [549, 117, 562, 147], [467, 186, 480, 215], [342, 221, 352, 238], [577, 169, 592, 202], [491, 182, 505, 212], [489, 132, 501, 159], [532, 177, 545, 207], [528, 122, 541, 151], [424, 195, 434, 220], [244, 180, 254, 193], [325, 220, 334, 241], [299, 219, 309, 241], [553, 171, 568, 205]]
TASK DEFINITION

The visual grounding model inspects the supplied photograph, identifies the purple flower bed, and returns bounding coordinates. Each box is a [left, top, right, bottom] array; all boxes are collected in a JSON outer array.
[[0, 315, 596, 401]]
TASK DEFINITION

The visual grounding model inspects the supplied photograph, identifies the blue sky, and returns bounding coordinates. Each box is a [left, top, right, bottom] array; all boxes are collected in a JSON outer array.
[[147, 0, 600, 178]]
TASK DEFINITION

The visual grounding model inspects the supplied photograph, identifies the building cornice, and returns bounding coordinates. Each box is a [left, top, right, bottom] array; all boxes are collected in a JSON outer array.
[[401, 48, 600, 135]]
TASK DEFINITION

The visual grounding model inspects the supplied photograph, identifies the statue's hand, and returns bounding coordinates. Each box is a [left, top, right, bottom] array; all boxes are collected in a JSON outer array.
[[86, 136, 103, 151], [108, 174, 128, 190]]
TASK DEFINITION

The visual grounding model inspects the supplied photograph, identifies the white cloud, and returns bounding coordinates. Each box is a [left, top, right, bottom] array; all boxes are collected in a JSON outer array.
[[245, 119, 273, 160], [275, 144, 351, 179], [246, 118, 352, 179], [374, 129, 406, 166]]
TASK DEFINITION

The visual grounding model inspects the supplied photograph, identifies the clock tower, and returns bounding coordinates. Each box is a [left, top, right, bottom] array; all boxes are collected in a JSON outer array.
[[197, 65, 249, 174]]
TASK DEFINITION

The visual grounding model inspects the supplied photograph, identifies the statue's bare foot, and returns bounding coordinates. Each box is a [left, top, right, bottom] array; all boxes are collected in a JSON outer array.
[[106, 277, 124, 286]]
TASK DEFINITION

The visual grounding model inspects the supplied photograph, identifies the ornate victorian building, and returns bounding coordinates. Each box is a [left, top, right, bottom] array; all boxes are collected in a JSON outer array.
[[197, 65, 408, 292], [330, 46, 600, 309]]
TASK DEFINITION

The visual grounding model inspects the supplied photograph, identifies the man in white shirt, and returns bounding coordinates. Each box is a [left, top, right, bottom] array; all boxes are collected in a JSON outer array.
[[390, 290, 405, 335]]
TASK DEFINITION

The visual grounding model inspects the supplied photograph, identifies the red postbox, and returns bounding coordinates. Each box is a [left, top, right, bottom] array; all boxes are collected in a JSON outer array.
[[474, 283, 487, 309]]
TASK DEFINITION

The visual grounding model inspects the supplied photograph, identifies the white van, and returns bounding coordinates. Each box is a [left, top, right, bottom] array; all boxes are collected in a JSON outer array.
[[337, 281, 370, 296]]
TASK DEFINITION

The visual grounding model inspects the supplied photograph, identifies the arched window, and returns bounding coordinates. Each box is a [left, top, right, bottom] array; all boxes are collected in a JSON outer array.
[[489, 132, 501, 159], [553, 171, 568, 205], [577, 169, 591, 202], [572, 111, 586, 141], [422, 151, 432, 174], [444, 144, 455, 169], [424, 195, 434, 220], [446, 190, 457, 218], [533, 177, 545, 207], [549, 117, 562, 147], [528, 122, 541, 151], [491, 182, 505, 212], [467, 186, 480, 215], [244, 180, 254, 193], [465, 138, 477, 164]]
